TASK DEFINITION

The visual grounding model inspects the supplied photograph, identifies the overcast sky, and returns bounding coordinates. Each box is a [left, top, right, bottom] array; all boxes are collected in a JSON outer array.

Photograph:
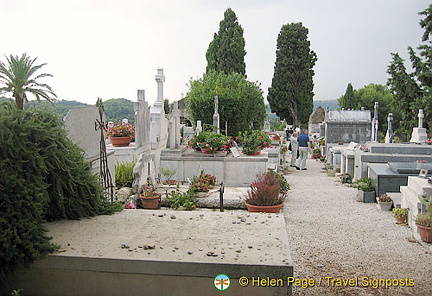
[[1, 0, 430, 106]]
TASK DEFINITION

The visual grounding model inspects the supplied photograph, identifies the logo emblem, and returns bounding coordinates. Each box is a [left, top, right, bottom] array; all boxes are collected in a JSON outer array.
[[214, 274, 231, 291]]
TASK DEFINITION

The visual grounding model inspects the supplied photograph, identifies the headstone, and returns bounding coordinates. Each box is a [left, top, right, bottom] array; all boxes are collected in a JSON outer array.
[[135, 89, 149, 148], [196, 120, 202, 134], [385, 113, 394, 143], [213, 95, 220, 133], [371, 102, 379, 142], [263, 117, 271, 132], [324, 109, 371, 143], [64, 107, 102, 160], [168, 101, 181, 149], [149, 68, 167, 144], [410, 109, 428, 143]]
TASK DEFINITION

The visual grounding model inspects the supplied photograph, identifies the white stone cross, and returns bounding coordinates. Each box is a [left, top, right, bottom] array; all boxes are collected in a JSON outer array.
[[418, 109, 424, 128]]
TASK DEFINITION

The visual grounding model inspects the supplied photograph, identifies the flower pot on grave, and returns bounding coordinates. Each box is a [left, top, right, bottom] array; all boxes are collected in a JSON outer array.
[[110, 136, 131, 147], [245, 150, 261, 156], [376, 198, 393, 211], [395, 216, 407, 224], [245, 202, 284, 213], [139, 193, 161, 209], [416, 224, 432, 243]]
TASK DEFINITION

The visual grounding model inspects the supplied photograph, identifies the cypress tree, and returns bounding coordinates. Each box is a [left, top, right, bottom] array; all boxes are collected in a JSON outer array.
[[206, 8, 246, 76], [267, 23, 317, 127]]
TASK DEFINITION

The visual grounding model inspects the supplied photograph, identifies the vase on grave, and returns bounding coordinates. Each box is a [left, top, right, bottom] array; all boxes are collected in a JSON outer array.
[[110, 136, 131, 147]]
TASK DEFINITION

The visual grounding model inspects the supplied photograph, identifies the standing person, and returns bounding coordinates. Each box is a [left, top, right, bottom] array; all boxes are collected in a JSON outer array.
[[289, 132, 299, 167], [296, 129, 310, 170]]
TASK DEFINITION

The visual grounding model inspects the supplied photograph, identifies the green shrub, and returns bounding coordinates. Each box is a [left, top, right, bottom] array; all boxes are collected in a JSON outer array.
[[167, 189, 197, 210], [353, 177, 375, 192], [0, 102, 120, 282], [115, 160, 136, 188]]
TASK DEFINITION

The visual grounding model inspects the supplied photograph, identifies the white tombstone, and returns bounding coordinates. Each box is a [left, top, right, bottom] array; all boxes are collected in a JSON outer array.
[[149, 68, 167, 144], [196, 120, 202, 134], [410, 109, 428, 143], [213, 95, 220, 133]]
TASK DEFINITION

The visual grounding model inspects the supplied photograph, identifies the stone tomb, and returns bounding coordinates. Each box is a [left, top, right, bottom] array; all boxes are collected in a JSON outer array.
[[353, 142, 432, 181], [368, 162, 432, 197], [400, 176, 432, 235], [4, 210, 293, 296]]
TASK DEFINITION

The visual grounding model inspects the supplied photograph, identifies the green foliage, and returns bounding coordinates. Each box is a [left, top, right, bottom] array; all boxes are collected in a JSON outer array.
[[164, 99, 171, 114], [387, 5, 432, 139], [353, 178, 375, 192], [167, 189, 196, 210], [115, 161, 136, 188], [0, 102, 120, 282], [267, 22, 317, 126], [186, 70, 266, 136], [103, 98, 135, 124], [189, 171, 217, 193], [392, 208, 408, 218], [160, 167, 177, 181], [187, 131, 232, 151], [206, 8, 246, 76], [415, 213, 432, 227], [338, 83, 356, 109], [0, 53, 57, 110], [238, 130, 271, 155]]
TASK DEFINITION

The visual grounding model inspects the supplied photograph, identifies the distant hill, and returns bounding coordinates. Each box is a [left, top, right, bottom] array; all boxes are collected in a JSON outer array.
[[314, 99, 339, 111], [0, 98, 135, 124]]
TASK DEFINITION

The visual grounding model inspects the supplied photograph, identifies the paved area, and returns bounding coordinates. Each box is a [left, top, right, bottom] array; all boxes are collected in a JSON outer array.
[[283, 155, 432, 295]]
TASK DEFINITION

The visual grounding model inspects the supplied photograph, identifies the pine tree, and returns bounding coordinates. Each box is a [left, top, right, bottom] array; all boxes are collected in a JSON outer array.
[[267, 23, 317, 127], [206, 8, 246, 76]]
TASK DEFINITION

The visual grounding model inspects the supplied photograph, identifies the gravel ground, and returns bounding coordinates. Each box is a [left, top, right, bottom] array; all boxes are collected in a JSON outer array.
[[283, 156, 432, 296]]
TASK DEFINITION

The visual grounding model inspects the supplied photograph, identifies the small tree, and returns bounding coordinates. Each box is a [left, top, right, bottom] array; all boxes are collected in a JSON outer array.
[[186, 70, 266, 136], [0, 53, 57, 110]]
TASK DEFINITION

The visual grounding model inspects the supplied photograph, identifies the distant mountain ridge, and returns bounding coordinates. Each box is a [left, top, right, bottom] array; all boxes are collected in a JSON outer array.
[[314, 99, 338, 111]]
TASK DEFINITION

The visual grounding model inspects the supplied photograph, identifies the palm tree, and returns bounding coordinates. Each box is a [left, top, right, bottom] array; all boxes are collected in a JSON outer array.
[[0, 53, 56, 110]]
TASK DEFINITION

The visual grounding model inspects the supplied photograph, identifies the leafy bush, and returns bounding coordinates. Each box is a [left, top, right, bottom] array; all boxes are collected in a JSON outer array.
[[353, 177, 374, 192], [167, 189, 196, 210], [0, 102, 120, 282], [238, 130, 271, 155]]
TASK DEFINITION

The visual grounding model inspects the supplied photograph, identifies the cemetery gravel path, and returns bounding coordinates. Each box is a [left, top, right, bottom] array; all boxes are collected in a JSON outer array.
[[282, 156, 432, 296]]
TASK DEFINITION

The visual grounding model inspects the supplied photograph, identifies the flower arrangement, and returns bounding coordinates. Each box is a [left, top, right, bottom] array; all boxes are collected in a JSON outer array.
[[416, 160, 427, 163], [188, 131, 232, 152], [107, 122, 135, 138], [244, 171, 287, 206], [378, 193, 392, 202], [238, 130, 271, 155], [426, 138, 432, 145], [189, 170, 217, 192]]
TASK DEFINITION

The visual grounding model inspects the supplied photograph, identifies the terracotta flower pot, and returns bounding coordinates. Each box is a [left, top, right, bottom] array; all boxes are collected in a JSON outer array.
[[201, 148, 214, 154], [162, 180, 177, 186], [110, 136, 131, 147], [416, 224, 432, 243], [395, 216, 407, 224], [139, 193, 161, 209], [245, 202, 284, 213], [245, 150, 261, 156]]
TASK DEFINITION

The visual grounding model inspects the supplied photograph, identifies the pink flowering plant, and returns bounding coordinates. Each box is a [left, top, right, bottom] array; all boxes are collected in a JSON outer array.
[[238, 130, 271, 155], [188, 131, 232, 152], [106, 122, 135, 138]]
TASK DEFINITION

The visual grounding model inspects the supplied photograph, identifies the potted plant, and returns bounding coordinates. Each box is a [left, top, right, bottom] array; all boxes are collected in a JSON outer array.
[[160, 167, 177, 185], [377, 193, 393, 211], [107, 122, 135, 147], [138, 180, 161, 209], [238, 130, 271, 155], [189, 170, 217, 195], [188, 131, 232, 153], [392, 208, 408, 224], [244, 170, 288, 213], [353, 177, 375, 203], [415, 194, 432, 242]]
